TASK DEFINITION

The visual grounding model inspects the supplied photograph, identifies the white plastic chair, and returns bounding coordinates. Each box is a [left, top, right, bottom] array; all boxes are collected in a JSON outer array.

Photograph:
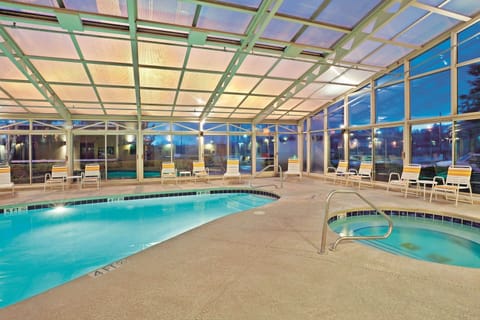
[[284, 158, 302, 180], [0, 165, 14, 195], [223, 159, 241, 183], [44, 165, 68, 191], [430, 165, 473, 206]]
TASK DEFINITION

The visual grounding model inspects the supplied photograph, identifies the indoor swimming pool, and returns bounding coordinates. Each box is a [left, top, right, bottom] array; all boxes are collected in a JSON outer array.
[[0, 190, 277, 308], [328, 211, 480, 268]]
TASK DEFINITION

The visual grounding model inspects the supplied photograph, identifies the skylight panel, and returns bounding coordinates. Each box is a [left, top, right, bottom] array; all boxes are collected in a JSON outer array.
[[31, 60, 90, 83], [236, 55, 278, 76], [186, 47, 234, 72], [372, 7, 428, 40], [181, 72, 222, 91], [215, 94, 245, 107], [64, 0, 127, 17], [138, 0, 195, 26], [277, 0, 321, 19], [197, 6, 252, 34], [138, 42, 187, 67], [362, 44, 413, 67], [268, 60, 313, 79], [88, 65, 134, 86], [239, 96, 273, 109], [51, 84, 98, 102], [262, 19, 302, 42], [0, 81, 45, 100], [0, 57, 27, 80], [315, 0, 381, 28], [176, 92, 211, 106], [252, 79, 291, 95], [296, 26, 345, 48], [312, 83, 354, 99], [342, 40, 383, 64], [421, 0, 480, 17], [395, 13, 461, 46], [140, 89, 176, 104], [7, 28, 78, 59], [335, 69, 376, 86], [224, 75, 260, 93], [97, 87, 136, 103], [76, 36, 132, 63], [139, 68, 181, 88]]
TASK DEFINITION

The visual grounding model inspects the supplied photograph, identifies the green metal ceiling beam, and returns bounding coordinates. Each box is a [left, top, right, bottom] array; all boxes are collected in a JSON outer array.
[[253, 0, 415, 124], [200, 0, 284, 121], [0, 26, 71, 120], [126, 0, 142, 119]]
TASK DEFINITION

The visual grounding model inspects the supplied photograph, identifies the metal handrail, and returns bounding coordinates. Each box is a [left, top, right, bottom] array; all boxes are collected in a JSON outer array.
[[249, 164, 283, 189], [319, 189, 393, 254]]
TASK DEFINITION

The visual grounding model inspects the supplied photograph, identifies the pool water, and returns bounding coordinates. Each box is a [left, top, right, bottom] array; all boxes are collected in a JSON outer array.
[[0, 192, 275, 308], [329, 215, 480, 268]]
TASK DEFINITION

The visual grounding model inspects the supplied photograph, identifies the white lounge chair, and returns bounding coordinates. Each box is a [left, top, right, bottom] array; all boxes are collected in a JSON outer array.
[[0, 165, 14, 195], [192, 161, 209, 183], [223, 159, 241, 183], [44, 165, 68, 191], [387, 164, 421, 198], [325, 160, 352, 184], [430, 165, 473, 206], [284, 158, 302, 180], [161, 162, 177, 184], [348, 161, 373, 189], [81, 164, 101, 189]]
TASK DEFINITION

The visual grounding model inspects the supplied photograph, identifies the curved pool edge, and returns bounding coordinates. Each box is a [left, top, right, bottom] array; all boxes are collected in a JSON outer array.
[[0, 187, 280, 215]]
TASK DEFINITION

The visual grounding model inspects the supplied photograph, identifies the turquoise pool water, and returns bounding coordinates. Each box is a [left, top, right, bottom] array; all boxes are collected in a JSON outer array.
[[0, 192, 275, 308], [329, 214, 480, 268]]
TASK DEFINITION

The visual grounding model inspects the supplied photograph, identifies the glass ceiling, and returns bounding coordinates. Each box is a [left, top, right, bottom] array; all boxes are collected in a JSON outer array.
[[0, 0, 478, 123]]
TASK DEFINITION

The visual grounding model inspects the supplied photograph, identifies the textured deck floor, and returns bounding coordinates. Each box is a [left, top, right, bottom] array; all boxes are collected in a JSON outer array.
[[1, 176, 479, 319]]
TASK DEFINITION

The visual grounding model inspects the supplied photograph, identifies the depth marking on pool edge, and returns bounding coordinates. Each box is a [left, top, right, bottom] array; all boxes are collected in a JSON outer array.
[[89, 259, 127, 278]]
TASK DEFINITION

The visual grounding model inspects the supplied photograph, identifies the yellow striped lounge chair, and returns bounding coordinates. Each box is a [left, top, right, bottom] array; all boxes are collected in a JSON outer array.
[[430, 165, 473, 206], [81, 164, 101, 189], [348, 161, 373, 189], [223, 159, 241, 183], [161, 162, 177, 184], [44, 165, 68, 191], [192, 161, 209, 182], [387, 164, 421, 198], [284, 158, 302, 180]]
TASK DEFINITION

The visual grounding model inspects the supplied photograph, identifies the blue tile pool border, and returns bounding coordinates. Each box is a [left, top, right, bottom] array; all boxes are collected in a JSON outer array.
[[0, 188, 280, 215], [327, 209, 480, 230]]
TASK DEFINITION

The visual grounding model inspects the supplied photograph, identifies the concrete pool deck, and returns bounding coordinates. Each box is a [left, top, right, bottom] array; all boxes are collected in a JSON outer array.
[[0, 176, 479, 319]]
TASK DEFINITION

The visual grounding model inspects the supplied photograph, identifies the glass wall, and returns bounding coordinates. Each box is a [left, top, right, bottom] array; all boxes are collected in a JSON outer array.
[[106, 134, 137, 179], [455, 119, 480, 193], [310, 112, 324, 173], [278, 125, 298, 171], [203, 135, 227, 175], [411, 122, 452, 180], [0, 134, 29, 184], [375, 66, 404, 124], [31, 134, 67, 183], [328, 130, 344, 168], [73, 135, 105, 177], [348, 129, 372, 171], [374, 127, 403, 181], [143, 134, 170, 178], [173, 135, 198, 172], [230, 135, 252, 174], [348, 86, 371, 127]]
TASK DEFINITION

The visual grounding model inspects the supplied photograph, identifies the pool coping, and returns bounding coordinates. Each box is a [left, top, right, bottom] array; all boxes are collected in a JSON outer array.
[[0, 187, 280, 215], [327, 208, 480, 229]]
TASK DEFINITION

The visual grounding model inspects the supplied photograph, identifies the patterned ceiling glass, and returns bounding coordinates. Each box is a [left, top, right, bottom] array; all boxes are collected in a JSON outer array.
[[0, 0, 477, 122]]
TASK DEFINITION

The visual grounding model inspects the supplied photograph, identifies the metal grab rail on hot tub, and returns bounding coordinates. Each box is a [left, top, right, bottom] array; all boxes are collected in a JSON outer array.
[[319, 189, 393, 254]]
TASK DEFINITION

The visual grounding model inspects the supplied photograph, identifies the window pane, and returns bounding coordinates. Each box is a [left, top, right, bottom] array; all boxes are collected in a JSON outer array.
[[458, 62, 480, 114], [455, 119, 480, 194], [143, 134, 170, 178], [348, 87, 371, 126], [410, 39, 450, 76], [173, 135, 199, 171], [310, 132, 324, 173], [172, 122, 199, 131], [32, 134, 67, 183], [278, 133, 298, 172], [411, 122, 452, 180], [375, 65, 404, 87], [328, 129, 344, 168], [458, 21, 480, 63], [256, 134, 273, 172], [311, 111, 324, 131], [203, 123, 227, 132], [73, 135, 105, 177], [230, 135, 251, 174], [411, 70, 451, 119], [373, 127, 403, 181], [204, 135, 227, 175], [1, 134, 29, 184], [327, 101, 344, 129], [375, 83, 405, 123], [106, 135, 136, 179], [348, 129, 372, 171]]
